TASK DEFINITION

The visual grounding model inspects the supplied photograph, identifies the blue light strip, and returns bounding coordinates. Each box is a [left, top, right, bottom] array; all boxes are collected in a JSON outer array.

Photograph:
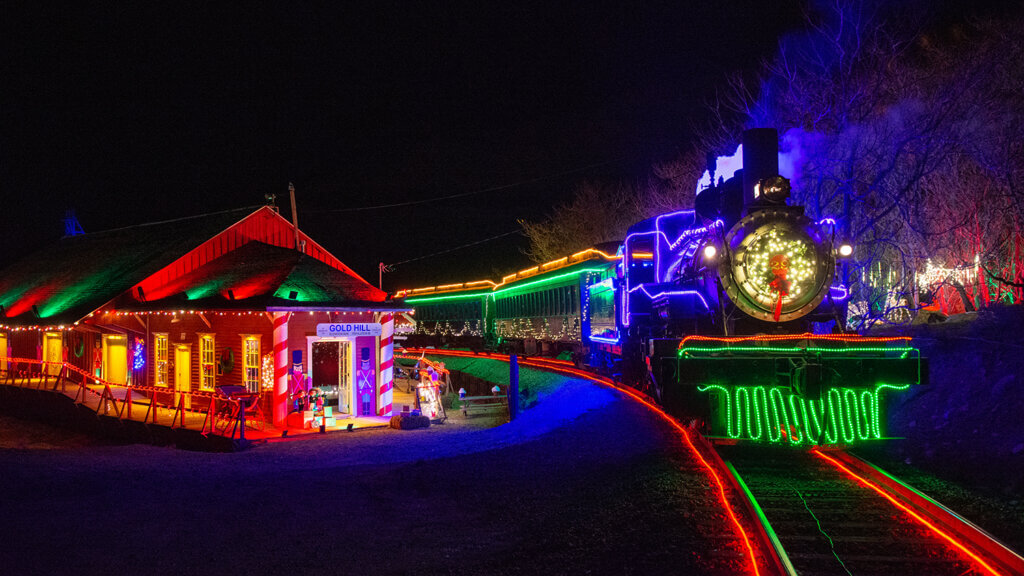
[[621, 216, 722, 326], [589, 335, 620, 345], [829, 284, 849, 301], [628, 284, 711, 311]]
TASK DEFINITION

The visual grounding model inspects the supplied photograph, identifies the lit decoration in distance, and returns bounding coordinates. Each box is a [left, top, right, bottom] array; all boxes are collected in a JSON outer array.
[[917, 255, 979, 291], [133, 337, 146, 370]]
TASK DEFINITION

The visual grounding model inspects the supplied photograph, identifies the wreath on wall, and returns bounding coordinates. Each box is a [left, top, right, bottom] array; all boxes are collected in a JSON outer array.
[[218, 348, 234, 375], [72, 333, 86, 359]]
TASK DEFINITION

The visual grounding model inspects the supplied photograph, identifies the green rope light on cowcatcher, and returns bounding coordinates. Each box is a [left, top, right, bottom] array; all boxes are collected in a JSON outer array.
[[697, 383, 909, 446]]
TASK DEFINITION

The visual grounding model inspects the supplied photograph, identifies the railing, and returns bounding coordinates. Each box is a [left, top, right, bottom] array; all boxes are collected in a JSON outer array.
[[0, 357, 248, 440]]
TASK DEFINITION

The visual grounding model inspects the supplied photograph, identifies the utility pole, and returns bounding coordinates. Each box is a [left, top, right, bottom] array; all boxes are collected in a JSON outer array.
[[289, 183, 301, 252]]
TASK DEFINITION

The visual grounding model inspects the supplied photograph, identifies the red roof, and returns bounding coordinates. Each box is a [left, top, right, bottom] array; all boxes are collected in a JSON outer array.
[[0, 206, 390, 326]]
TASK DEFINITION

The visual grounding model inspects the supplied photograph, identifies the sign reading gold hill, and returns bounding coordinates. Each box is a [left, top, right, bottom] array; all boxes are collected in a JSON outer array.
[[316, 323, 382, 337]]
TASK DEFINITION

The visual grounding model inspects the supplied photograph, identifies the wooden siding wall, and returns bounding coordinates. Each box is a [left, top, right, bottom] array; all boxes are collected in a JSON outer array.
[[132, 207, 375, 302], [64, 330, 100, 375], [145, 314, 272, 393], [8, 331, 41, 360]]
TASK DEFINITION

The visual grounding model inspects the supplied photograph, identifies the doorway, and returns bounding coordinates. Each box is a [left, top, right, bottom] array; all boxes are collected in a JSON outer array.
[[102, 334, 128, 385], [175, 345, 191, 408], [43, 332, 63, 375], [312, 339, 351, 415]]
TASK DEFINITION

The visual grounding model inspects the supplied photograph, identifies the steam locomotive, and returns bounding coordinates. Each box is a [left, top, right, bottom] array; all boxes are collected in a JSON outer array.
[[398, 128, 925, 446]]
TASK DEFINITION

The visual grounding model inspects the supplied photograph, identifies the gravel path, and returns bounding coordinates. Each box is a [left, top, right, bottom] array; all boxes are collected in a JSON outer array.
[[0, 375, 752, 576]]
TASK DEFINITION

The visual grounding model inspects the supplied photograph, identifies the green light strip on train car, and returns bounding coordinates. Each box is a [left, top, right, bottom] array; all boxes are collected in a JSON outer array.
[[404, 267, 607, 304], [403, 290, 494, 304], [696, 383, 909, 446]]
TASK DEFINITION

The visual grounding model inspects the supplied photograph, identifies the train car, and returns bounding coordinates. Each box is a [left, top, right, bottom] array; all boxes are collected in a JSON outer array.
[[394, 246, 619, 356], [600, 128, 926, 446]]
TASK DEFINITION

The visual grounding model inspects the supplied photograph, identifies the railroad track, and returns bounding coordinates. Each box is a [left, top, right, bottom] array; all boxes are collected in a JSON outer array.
[[404, 348, 1023, 575], [717, 445, 1024, 576]]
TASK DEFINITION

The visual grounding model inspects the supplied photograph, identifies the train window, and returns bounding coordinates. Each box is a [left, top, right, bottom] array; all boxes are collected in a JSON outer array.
[[571, 285, 578, 314]]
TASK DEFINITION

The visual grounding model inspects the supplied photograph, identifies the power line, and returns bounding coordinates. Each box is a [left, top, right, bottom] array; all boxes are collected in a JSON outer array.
[[385, 229, 522, 269], [318, 159, 616, 213]]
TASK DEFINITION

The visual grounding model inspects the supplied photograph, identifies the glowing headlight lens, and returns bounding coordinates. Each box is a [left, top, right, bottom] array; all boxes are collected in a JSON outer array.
[[703, 245, 717, 260], [838, 244, 853, 257]]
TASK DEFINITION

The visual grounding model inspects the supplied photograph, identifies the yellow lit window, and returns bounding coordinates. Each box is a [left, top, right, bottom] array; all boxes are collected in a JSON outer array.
[[243, 336, 260, 392], [155, 334, 169, 386], [200, 335, 215, 390]]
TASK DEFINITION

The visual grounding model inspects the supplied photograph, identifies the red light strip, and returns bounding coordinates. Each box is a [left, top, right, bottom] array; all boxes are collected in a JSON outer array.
[[813, 449, 1002, 576], [402, 348, 763, 576], [680, 332, 911, 349]]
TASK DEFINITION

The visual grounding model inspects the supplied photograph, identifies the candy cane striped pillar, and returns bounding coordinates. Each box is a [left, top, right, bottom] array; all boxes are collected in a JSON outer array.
[[272, 312, 290, 427], [378, 313, 394, 416]]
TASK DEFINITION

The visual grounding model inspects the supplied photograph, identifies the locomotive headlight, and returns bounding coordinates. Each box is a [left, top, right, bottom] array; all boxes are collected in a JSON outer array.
[[703, 245, 717, 260], [838, 243, 853, 258], [754, 175, 791, 203]]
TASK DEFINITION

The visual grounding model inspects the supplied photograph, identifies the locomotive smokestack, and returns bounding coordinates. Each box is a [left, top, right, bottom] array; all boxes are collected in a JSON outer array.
[[741, 128, 779, 210]]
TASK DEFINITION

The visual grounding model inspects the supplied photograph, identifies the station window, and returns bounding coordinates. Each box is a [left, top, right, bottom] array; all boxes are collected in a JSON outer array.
[[242, 336, 260, 393], [155, 334, 169, 386], [199, 335, 215, 390]]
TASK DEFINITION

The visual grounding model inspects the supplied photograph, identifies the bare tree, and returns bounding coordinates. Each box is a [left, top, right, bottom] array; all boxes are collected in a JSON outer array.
[[715, 1, 1024, 325]]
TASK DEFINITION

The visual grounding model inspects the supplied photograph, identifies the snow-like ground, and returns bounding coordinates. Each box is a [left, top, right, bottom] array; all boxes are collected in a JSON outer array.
[[0, 371, 748, 576]]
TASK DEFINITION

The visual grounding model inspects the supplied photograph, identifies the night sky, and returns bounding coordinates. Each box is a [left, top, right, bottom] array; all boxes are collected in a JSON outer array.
[[2, 2, 804, 292]]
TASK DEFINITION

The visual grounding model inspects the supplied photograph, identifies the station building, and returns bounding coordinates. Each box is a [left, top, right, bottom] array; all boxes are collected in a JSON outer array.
[[0, 206, 409, 426]]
